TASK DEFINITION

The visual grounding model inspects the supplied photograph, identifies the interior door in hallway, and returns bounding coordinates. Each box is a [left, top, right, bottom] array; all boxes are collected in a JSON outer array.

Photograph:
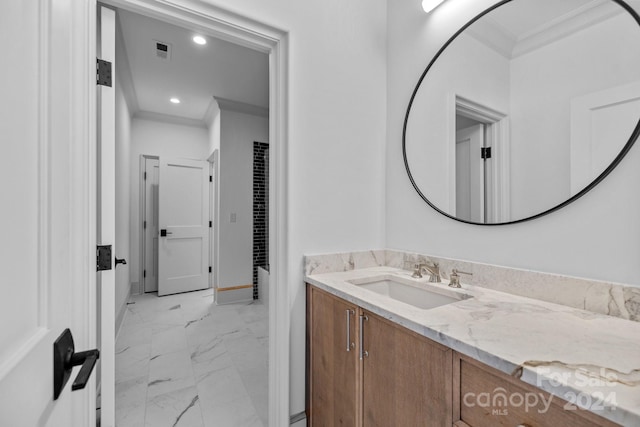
[[158, 158, 210, 296], [143, 157, 160, 292]]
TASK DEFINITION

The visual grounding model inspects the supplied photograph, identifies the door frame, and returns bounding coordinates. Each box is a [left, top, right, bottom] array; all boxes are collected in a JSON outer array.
[[91, 0, 290, 425], [208, 149, 219, 294], [449, 94, 510, 223]]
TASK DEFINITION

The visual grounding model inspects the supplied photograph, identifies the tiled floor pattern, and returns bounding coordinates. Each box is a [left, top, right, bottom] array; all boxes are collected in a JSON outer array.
[[115, 289, 268, 427]]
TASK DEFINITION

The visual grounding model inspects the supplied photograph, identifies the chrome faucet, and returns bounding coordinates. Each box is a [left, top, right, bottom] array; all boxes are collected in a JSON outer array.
[[411, 262, 441, 283]]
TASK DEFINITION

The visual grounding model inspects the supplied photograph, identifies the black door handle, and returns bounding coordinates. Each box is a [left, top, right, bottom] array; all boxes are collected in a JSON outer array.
[[115, 257, 127, 267], [160, 229, 173, 237], [53, 328, 100, 400]]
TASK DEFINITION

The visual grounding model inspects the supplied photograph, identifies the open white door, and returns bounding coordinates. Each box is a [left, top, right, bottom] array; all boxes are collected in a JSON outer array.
[[97, 6, 116, 427], [158, 158, 210, 296], [456, 124, 485, 222], [571, 81, 640, 194], [0, 1, 95, 426]]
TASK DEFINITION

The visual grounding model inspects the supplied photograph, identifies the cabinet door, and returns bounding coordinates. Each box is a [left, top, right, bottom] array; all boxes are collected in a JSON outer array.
[[362, 311, 452, 426], [307, 285, 360, 426]]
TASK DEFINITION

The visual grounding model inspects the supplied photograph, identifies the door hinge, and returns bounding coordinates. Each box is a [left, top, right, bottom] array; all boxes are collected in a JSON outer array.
[[96, 58, 112, 87], [209, 221, 212, 228], [481, 147, 492, 160], [96, 245, 112, 271], [144, 220, 147, 229], [144, 171, 147, 180], [143, 270, 146, 278], [209, 266, 212, 273], [209, 175, 213, 182]]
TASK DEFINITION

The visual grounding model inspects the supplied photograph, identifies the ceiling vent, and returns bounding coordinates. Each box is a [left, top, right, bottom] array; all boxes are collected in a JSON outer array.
[[154, 40, 172, 61]]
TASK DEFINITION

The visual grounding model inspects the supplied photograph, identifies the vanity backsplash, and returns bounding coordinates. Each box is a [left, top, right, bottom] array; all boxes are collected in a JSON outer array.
[[304, 249, 640, 322]]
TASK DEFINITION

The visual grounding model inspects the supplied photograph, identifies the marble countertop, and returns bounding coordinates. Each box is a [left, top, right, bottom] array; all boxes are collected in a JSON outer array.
[[305, 266, 640, 426]]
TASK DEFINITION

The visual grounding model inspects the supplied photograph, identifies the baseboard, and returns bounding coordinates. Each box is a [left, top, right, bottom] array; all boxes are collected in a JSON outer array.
[[115, 284, 132, 342], [290, 411, 307, 426], [215, 284, 253, 305], [130, 281, 141, 295]]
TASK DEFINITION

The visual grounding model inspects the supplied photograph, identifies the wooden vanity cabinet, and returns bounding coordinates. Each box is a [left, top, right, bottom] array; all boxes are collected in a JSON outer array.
[[307, 285, 452, 426], [453, 353, 620, 427], [307, 285, 361, 426], [361, 310, 453, 426], [307, 284, 620, 427]]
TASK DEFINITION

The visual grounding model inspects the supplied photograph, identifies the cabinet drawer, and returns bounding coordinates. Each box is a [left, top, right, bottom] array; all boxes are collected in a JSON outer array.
[[456, 355, 619, 427]]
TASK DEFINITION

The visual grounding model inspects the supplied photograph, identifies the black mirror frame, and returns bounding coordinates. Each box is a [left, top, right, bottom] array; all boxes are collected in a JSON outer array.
[[402, 0, 640, 226]]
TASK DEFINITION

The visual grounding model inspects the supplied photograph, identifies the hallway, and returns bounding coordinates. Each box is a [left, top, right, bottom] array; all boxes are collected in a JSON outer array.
[[114, 290, 268, 427]]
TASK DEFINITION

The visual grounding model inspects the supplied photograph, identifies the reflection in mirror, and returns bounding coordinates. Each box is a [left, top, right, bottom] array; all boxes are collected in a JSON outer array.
[[404, 0, 640, 224]]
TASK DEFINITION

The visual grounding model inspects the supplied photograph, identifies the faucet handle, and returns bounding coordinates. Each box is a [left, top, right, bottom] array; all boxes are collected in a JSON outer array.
[[449, 269, 472, 288], [411, 263, 423, 278]]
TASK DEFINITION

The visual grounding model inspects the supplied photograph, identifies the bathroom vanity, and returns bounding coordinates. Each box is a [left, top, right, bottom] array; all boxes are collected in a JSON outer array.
[[304, 253, 640, 427]]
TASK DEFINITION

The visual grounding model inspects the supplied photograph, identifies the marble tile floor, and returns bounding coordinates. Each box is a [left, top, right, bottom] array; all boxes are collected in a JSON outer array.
[[115, 289, 268, 427]]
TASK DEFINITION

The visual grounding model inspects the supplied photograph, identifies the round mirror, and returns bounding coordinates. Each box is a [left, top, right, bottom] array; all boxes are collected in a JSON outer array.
[[403, 0, 640, 224]]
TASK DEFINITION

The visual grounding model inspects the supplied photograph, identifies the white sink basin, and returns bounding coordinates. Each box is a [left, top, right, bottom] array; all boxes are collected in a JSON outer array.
[[347, 275, 469, 310]]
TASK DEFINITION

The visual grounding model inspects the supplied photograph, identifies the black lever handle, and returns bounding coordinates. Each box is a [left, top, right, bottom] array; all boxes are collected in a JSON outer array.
[[53, 329, 100, 399], [115, 257, 127, 267]]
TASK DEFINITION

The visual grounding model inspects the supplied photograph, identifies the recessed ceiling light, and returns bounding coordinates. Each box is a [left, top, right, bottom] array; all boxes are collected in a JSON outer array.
[[170, 97, 181, 104], [193, 35, 207, 45]]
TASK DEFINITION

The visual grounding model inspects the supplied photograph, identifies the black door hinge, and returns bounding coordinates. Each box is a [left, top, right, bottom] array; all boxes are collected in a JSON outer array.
[[209, 175, 213, 182], [144, 172, 147, 180], [143, 270, 146, 278], [209, 266, 212, 273], [96, 59, 112, 87], [209, 221, 212, 228], [97, 245, 112, 271], [481, 147, 492, 160]]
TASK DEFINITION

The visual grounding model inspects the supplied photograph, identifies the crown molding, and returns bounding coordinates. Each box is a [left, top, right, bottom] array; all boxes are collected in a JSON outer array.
[[214, 96, 269, 118], [512, 0, 623, 58], [133, 110, 207, 128], [468, 0, 624, 59]]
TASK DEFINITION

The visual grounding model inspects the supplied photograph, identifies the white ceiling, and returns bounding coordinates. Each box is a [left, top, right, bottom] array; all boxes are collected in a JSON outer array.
[[117, 9, 269, 123], [488, 0, 596, 38], [466, 0, 623, 59]]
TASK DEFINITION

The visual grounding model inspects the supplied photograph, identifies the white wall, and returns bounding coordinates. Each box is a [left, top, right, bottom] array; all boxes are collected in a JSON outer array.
[[406, 33, 510, 210], [386, 0, 640, 295], [129, 117, 210, 288], [509, 12, 640, 218], [197, 0, 388, 415], [115, 63, 132, 327], [218, 109, 269, 289]]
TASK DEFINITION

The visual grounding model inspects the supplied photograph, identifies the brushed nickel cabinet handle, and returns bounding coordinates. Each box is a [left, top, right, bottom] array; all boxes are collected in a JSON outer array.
[[359, 315, 368, 360], [346, 309, 352, 352]]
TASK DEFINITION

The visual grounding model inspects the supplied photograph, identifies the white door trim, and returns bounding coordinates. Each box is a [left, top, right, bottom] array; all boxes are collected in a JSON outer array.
[[449, 94, 510, 223], [92, 1, 290, 424]]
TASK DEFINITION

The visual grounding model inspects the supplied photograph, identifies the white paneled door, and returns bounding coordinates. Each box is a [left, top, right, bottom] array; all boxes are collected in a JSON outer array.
[[571, 81, 640, 194], [158, 158, 210, 296], [0, 0, 95, 426], [456, 124, 485, 223]]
